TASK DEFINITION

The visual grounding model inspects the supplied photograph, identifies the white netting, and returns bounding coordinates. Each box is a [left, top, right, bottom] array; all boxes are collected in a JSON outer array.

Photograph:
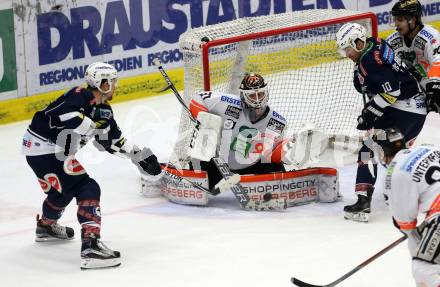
[[172, 9, 376, 165]]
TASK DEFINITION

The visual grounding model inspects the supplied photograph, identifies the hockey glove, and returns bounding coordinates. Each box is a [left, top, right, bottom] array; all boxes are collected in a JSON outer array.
[[130, 147, 162, 176], [426, 80, 440, 113], [356, 101, 384, 130]]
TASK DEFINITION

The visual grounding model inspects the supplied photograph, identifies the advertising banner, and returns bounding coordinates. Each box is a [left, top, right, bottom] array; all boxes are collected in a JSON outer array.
[[0, 3, 18, 102], [1, 0, 440, 125]]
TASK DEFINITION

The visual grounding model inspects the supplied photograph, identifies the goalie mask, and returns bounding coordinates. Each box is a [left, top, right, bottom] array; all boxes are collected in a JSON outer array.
[[239, 73, 269, 122], [85, 62, 118, 95], [336, 22, 367, 57]]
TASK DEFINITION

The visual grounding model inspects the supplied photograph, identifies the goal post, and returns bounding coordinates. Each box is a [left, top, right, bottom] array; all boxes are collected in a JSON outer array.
[[173, 10, 378, 165]]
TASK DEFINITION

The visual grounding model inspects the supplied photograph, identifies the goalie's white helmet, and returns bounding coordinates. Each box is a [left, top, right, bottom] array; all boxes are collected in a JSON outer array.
[[239, 73, 269, 122], [336, 23, 367, 57], [85, 62, 117, 94]]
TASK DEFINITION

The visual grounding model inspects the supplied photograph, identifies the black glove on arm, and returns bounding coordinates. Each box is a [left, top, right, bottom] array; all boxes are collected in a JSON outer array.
[[426, 80, 440, 112], [356, 95, 387, 130]]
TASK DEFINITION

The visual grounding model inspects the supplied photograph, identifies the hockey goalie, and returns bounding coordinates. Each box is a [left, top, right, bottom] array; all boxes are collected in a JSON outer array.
[[142, 73, 341, 209]]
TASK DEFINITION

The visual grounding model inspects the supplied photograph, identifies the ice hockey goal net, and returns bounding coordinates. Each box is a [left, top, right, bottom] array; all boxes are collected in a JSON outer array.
[[172, 9, 378, 166]]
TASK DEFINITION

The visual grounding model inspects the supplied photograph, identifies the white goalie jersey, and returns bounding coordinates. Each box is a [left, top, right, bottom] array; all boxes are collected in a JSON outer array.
[[384, 145, 440, 231], [189, 91, 287, 170], [386, 24, 440, 81]]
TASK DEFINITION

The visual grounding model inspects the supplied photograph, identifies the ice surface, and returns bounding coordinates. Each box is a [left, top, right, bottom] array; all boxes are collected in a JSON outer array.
[[1, 94, 438, 287]]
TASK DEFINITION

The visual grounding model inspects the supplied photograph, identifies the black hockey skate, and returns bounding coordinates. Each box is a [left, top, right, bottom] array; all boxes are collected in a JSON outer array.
[[343, 189, 373, 222], [80, 234, 121, 270], [35, 215, 74, 242]]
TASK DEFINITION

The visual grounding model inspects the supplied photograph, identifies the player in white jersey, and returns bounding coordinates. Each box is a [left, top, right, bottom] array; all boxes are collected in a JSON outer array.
[[374, 128, 440, 286], [188, 73, 288, 189], [388, 0, 440, 112]]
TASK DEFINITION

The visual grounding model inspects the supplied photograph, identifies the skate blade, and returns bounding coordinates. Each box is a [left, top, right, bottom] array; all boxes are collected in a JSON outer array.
[[344, 211, 370, 222], [80, 257, 121, 270], [35, 236, 74, 242]]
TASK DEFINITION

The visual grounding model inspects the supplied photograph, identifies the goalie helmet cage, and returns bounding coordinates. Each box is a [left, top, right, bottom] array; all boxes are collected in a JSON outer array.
[[172, 10, 378, 165]]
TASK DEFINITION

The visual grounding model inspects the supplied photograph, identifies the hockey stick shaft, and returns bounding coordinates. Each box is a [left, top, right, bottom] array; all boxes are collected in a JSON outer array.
[[291, 235, 407, 287], [152, 58, 197, 124]]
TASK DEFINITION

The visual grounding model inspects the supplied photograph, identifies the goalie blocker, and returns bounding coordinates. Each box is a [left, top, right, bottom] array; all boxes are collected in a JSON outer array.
[[160, 166, 340, 207]]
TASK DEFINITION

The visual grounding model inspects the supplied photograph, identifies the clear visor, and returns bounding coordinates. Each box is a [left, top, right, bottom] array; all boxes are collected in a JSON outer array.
[[241, 88, 268, 108]]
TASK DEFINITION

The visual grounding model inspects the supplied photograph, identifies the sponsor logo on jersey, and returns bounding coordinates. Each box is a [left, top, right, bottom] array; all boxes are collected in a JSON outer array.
[[384, 162, 396, 190], [224, 105, 241, 119], [223, 119, 236, 130], [272, 110, 286, 122], [414, 36, 427, 51], [420, 29, 434, 41], [401, 147, 431, 173], [412, 149, 440, 182], [389, 37, 403, 49], [382, 45, 394, 65], [267, 118, 285, 134], [22, 138, 32, 148], [220, 95, 241, 106]]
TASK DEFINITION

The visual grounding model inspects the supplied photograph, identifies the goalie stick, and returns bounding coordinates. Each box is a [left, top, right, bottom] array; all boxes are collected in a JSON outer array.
[[290, 235, 407, 287], [153, 59, 287, 211], [162, 165, 240, 196]]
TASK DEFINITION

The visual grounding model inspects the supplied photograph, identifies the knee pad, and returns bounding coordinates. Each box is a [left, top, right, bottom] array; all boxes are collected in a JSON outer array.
[[77, 177, 101, 202]]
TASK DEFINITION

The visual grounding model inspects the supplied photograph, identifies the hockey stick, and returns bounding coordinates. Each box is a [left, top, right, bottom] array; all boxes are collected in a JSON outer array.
[[161, 165, 239, 196], [152, 58, 197, 124], [290, 235, 407, 287], [153, 59, 286, 211]]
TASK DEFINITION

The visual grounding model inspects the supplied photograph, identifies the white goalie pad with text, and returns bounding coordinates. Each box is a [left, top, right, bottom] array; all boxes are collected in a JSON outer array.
[[161, 168, 209, 206], [160, 166, 340, 208]]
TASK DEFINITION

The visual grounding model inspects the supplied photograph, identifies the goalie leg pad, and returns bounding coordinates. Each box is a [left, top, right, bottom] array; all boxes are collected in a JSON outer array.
[[140, 175, 163, 198], [189, 112, 223, 162]]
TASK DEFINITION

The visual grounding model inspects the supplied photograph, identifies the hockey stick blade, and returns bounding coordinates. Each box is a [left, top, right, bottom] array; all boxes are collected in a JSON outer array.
[[291, 278, 325, 287], [290, 235, 407, 287]]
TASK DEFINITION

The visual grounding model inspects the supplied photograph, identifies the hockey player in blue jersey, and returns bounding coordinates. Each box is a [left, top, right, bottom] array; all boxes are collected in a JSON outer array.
[[21, 62, 162, 269], [336, 23, 427, 222]]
